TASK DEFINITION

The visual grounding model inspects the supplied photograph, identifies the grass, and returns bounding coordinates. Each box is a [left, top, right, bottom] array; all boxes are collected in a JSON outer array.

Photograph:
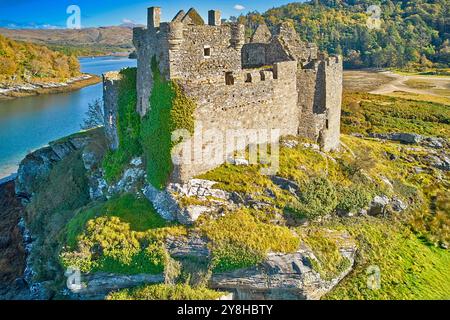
[[342, 92, 450, 137], [324, 217, 450, 300], [65, 193, 167, 248], [106, 284, 225, 300], [197, 209, 300, 272], [299, 228, 353, 281], [386, 91, 450, 106], [61, 193, 186, 275]]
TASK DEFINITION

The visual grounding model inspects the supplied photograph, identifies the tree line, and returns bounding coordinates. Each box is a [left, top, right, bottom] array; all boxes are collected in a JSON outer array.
[[235, 0, 449, 70], [0, 34, 80, 83]]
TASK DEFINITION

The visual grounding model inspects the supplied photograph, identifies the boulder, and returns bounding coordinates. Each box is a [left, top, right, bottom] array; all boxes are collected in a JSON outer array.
[[68, 273, 164, 300], [368, 195, 390, 216], [178, 205, 212, 225], [270, 176, 300, 197], [143, 184, 179, 221], [391, 198, 407, 212]]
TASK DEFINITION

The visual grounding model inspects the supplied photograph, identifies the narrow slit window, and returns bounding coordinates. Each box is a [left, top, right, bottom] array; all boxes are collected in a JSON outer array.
[[204, 46, 211, 58], [225, 72, 234, 85]]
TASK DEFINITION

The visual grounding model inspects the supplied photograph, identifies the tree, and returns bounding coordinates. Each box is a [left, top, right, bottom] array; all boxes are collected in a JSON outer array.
[[81, 99, 104, 130]]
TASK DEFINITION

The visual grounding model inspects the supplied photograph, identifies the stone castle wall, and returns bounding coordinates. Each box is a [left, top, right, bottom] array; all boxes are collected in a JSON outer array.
[[171, 60, 299, 182]]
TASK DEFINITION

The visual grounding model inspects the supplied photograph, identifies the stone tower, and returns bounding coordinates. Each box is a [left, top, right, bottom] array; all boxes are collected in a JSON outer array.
[[103, 7, 343, 183]]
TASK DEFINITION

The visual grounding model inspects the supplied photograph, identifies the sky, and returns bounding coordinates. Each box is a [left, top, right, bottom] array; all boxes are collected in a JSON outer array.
[[0, 0, 299, 29]]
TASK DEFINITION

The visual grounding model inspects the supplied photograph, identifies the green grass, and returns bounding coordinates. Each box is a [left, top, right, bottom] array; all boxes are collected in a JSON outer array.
[[299, 228, 353, 281], [324, 217, 450, 300], [61, 194, 183, 275], [65, 193, 167, 248], [106, 284, 225, 300], [198, 209, 300, 272], [342, 92, 450, 138]]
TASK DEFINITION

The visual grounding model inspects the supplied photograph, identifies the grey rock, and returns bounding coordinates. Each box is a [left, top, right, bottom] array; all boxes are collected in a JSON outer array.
[[15, 134, 92, 198], [425, 155, 450, 171], [391, 198, 407, 212], [143, 184, 179, 221], [369, 133, 423, 144], [168, 179, 231, 201], [178, 205, 212, 225], [423, 137, 447, 149], [210, 233, 356, 300], [166, 236, 210, 259], [368, 195, 390, 216], [301, 143, 320, 151], [70, 273, 164, 300], [270, 176, 300, 197], [282, 140, 299, 149]]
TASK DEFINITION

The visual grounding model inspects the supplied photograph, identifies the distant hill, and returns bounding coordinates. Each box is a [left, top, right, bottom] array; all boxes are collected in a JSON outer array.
[[0, 34, 80, 83], [0, 26, 134, 57], [240, 0, 449, 71]]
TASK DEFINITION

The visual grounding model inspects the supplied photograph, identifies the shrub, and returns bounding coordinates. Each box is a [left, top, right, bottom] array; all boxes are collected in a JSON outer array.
[[291, 177, 338, 219], [65, 193, 167, 248], [25, 151, 90, 282], [336, 184, 374, 213]]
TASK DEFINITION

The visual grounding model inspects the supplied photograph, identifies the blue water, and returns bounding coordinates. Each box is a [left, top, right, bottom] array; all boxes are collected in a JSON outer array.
[[0, 56, 136, 179]]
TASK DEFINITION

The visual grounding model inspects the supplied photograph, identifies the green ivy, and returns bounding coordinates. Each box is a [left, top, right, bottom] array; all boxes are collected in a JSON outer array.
[[141, 56, 196, 189], [102, 67, 142, 183]]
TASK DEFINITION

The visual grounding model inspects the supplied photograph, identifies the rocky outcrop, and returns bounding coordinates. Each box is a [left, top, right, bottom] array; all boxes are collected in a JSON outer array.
[[166, 236, 210, 259], [369, 132, 449, 149], [0, 180, 28, 300], [143, 179, 232, 224], [15, 132, 93, 199], [369, 132, 424, 144], [210, 234, 357, 300], [68, 273, 164, 300]]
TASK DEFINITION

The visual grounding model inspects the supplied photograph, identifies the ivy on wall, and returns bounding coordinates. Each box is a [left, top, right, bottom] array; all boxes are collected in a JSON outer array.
[[140, 56, 196, 190], [102, 67, 142, 183]]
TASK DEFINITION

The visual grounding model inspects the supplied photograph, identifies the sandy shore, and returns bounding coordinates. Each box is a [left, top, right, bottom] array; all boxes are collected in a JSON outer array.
[[0, 74, 101, 100]]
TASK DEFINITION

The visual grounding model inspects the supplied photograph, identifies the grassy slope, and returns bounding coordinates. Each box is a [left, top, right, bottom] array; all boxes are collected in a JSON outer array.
[[107, 283, 224, 300]]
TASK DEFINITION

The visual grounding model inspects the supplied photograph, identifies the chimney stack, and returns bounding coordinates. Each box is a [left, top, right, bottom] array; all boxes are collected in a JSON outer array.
[[208, 10, 221, 26], [148, 7, 161, 29]]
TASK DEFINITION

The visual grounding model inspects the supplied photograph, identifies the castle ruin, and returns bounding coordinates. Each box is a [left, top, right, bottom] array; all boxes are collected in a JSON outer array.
[[103, 7, 343, 183]]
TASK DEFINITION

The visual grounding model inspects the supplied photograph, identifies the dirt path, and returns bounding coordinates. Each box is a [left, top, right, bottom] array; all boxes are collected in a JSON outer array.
[[369, 71, 450, 97]]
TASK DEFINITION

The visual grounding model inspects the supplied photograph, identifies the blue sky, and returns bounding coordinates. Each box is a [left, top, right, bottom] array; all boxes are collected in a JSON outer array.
[[0, 0, 299, 29]]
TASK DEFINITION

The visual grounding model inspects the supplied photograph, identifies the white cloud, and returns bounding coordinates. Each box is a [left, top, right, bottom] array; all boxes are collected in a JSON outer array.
[[122, 18, 135, 24], [234, 4, 245, 11]]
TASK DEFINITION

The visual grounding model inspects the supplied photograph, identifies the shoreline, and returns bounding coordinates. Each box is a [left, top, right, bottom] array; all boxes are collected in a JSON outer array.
[[0, 74, 101, 101]]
